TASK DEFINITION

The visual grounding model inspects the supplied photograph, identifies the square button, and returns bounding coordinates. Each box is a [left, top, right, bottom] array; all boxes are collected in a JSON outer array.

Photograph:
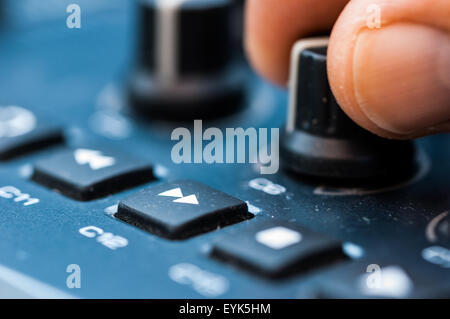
[[0, 105, 63, 160], [32, 148, 154, 201], [300, 262, 418, 299], [116, 180, 250, 239], [211, 221, 345, 278]]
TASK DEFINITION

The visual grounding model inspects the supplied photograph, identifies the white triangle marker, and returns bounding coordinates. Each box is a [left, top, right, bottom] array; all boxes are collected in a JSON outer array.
[[158, 188, 183, 198], [173, 194, 199, 205]]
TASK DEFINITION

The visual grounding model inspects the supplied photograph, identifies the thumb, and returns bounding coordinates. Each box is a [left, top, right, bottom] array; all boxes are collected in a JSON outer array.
[[328, 0, 450, 139]]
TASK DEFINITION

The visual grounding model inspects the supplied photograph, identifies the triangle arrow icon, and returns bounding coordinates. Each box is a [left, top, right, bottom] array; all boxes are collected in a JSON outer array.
[[158, 188, 183, 198], [173, 194, 199, 205]]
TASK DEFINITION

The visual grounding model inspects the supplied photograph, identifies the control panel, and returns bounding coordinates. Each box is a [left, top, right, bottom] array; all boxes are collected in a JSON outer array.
[[0, 0, 448, 298]]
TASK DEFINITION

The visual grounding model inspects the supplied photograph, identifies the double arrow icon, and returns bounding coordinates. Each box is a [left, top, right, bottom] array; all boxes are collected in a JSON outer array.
[[157, 188, 199, 205], [74, 149, 115, 170]]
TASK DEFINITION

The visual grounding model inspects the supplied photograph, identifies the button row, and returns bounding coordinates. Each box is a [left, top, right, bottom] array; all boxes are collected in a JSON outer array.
[[29, 147, 345, 278], [0, 105, 346, 279]]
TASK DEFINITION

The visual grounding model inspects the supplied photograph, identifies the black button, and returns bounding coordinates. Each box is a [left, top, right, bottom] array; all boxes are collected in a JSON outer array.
[[0, 105, 63, 160], [297, 261, 450, 299], [116, 180, 250, 239], [306, 262, 423, 299], [210, 221, 345, 278], [32, 148, 154, 201]]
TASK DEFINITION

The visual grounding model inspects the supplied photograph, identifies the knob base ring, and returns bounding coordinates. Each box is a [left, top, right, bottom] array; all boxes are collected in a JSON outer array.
[[281, 130, 418, 182], [128, 64, 246, 120]]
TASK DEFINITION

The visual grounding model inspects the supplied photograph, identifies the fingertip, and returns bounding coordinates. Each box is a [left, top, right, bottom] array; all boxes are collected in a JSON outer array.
[[245, 0, 349, 87], [244, 0, 291, 86], [328, 0, 450, 139]]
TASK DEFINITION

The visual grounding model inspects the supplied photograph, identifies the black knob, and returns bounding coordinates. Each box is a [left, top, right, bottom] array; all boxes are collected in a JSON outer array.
[[128, 0, 245, 119], [281, 38, 417, 181], [437, 214, 450, 241]]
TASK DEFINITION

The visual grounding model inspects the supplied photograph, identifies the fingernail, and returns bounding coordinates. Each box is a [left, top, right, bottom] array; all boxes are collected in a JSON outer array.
[[353, 23, 450, 135]]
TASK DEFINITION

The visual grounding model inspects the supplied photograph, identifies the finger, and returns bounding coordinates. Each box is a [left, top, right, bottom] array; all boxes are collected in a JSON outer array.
[[245, 0, 350, 86], [328, 0, 450, 139]]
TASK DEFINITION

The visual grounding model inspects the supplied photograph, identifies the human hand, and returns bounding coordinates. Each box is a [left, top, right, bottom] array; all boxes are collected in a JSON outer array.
[[245, 0, 450, 139]]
